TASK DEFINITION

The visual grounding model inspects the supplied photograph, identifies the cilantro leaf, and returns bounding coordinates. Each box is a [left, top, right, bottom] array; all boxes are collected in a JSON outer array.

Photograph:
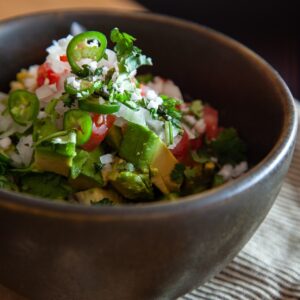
[[70, 150, 89, 179], [158, 95, 182, 127], [19, 172, 72, 200], [0, 152, 10, 176], [92, 197, 114, 206], [213, 174, 225, 187], [110, 28, 152, 73], [171, 163, 185, 184], [71, 149, 103, 185], [210, 128, 246, 165], [0, 174, 18, 191]]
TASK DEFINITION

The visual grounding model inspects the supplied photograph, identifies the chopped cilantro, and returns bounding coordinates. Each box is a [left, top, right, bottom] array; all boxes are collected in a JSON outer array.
[[171, 163, 185, 184], [110, 28, 152, 73], [191, 150, 211, 164], [60, 93, 76, 108], [71, 150, 89, 179], [94, 161, 103, 173], [210, 128, 246, 165], [0, 153, 9, 175], [92, 197, 114, 206], [20, 172, 72, 200], [0, 175, 18, 191], [213, 174, 225, 187], [158, 95, 182, 127]]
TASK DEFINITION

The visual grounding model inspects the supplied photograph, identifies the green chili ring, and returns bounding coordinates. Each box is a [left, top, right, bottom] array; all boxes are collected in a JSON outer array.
[[79, 97, 120, 114], [63, 109, 92, 145], [67, 31, 107, 77], [8, 89, 40, 125]]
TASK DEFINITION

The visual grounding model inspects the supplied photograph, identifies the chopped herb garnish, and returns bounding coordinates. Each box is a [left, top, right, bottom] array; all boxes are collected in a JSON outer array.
[[92, 197, 114, 206], [213, 174, 225, 187], [210, 128, 246, 165], [171, 163, 185, 184], [19, 172, 72, 200], [110, 28, 152, 73]]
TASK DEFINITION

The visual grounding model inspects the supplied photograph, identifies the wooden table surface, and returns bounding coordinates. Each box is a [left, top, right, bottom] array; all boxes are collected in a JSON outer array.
[[0, 0, 143, 20], [0, 2, 143, 300]]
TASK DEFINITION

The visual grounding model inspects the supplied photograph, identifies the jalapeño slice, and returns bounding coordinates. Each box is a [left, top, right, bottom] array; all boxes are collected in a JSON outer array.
[[79, 97, 120, 114], [8, 89, 39, 125], [63, 109, 92, 145], [67, 31, 107, 76]]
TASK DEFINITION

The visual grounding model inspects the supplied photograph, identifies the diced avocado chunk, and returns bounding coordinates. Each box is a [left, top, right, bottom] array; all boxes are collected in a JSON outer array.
[[119, 122, 162, 172], [151, 145, 180, 193], [33, 131, 76, 177], [34, 148, 73, 177], [105, 125, 123, 150], [119, 122, 180, 194], [75, 187, 122, 205], [109, 171, 153, 201]]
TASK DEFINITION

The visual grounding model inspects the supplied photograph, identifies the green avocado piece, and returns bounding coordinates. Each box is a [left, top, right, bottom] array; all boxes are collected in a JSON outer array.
[[33, 131, 76, 177], [119, 122, 162, 172], [105, 125, 123, 150], [109, 170, 154, 201], [34, 147, 73, 177], [118, 122, 180, 194]]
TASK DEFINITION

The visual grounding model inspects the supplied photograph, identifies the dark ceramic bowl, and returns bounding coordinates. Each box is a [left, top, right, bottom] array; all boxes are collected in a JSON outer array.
[[0, 10, 297, 300]]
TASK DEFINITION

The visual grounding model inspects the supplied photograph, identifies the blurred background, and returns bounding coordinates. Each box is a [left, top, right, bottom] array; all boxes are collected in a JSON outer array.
[[0, 0, 299, 98]]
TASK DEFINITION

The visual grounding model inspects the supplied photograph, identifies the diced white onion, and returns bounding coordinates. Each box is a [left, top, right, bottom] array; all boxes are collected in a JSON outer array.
[[100, 154, 114, 165], [46, 35, 73, 73], [36, 85, 56, 100], [232, 161, 248, 178], [182, 123, 196, 139], [0, 137, 11, 150], [15, 135, 34, 167], [37, 111, 47, 119], [218, 164, 233, 181], [183, 115, 197, 126], [114, 117, 127, 127], [193, 119, 206, 134], [147, 76, 183, 100]]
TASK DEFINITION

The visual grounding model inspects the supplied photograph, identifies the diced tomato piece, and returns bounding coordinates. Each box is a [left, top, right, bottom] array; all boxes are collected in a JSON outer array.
[[59, 55, 68, 62], [171, 130, 190, 161], [37, 63, 60, 87], [203, 105, 219, 140], [81, 114, 116, 151], [190, 137, 202, 150]]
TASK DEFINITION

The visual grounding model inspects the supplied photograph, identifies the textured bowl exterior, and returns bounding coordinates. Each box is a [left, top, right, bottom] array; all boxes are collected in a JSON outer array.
[[0, 10, 297, 300]]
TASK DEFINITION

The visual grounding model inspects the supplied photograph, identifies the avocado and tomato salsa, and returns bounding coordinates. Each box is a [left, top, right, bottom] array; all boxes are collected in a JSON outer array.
[[0, 28, 248, 205]]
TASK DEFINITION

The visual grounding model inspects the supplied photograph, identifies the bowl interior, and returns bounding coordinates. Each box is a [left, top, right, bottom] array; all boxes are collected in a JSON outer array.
[[0, 10, 291, 188]]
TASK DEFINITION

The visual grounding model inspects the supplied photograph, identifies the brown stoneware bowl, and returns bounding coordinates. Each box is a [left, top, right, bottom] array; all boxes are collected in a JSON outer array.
[[0, 10, 297, 300]]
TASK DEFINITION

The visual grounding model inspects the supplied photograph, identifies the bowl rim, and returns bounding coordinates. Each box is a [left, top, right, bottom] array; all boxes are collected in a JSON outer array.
[[0, 9, 297, 220]]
